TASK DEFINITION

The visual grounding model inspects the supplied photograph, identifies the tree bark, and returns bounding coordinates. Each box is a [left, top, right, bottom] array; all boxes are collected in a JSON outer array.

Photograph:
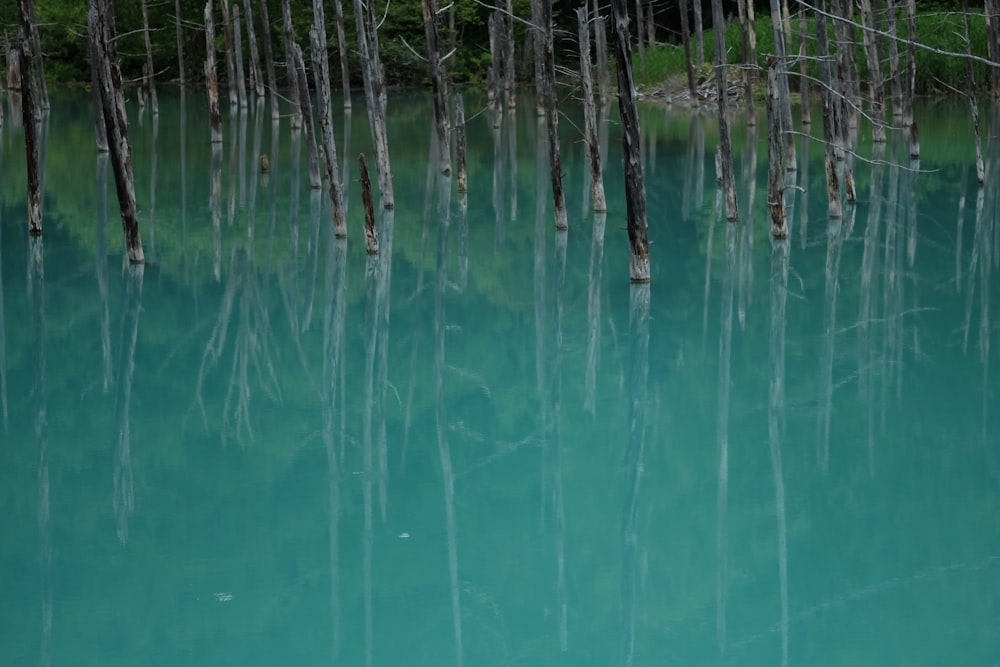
[[233, 4, 248, 108], [766, 58, 786, 238], [769, 0, 795, 169], [693, 0, 705, 66], [903, 0, 916, 125], [281, 0, 302, 127], [539, 0, 567, 229], [962, 0, 986, 184], [455, 94, 468, 193], [292, 41, 322, 189], [141, 0, 158, 114], [219, 0, 239, 107], [89, 1, 144, 263], [859, 0, 885, 142], [18, 0, 41, 235], [504, 0, 517, 109], [798, 6, 810, 125], [257, 0, 280, 119], [711, 0, 738, 220], [611, 0, 650, 282], [242, 0, 264, 96], [815, 0, 841, 219], [885, 0, 902, 117], [424, 0, 451, 175], [634, 0, 645, 61], [205, 1, 223, 144], [488, 12, 502, 127], [24, 0, 47, 110], [88, 19, 109, 151], [332, 0, 352, 107], [594, 1, 610, 106], [310, 29, 347, 237], [679, 0, 698, 106], [175, 0, 186, 85], [353, 0, 394, 208], [578, 7, 606, 213], [359, 153, 379, 254], [736, 0, 755, 124]]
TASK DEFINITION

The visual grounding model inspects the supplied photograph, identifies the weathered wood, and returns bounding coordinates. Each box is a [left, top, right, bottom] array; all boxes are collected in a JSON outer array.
[[539, 0, 567, 230], [205, 1, 223, 144], [488, 12, 502, 128], [798, 7, 810, 125], [292, 42, 322, 189], [140, 0, 158, 114], [679, 0, 698, 107], [454, 94, 467, 193], [175, 0, 186, 85], [353, 0, 394, 208], [311, 29, 347, 238], [815, 0, 841, 219], [766, 58, 786, 238], [858, 0, 885, 142], [332, 0, 352, 107], [768, 0, 795, 169], [7, 44, 21, 91], [578, 7, 606, 214], [634, 0, 645, 61], [885, 0, 902, 117], [736, 0, 755, 124], [908, 121, 920, 159], [504, 0, 516, 109], [88, 19, 109, 152], [89, 1, 144, 263], [281, 0, 302, 127], [17, 0, 41, 235], [233, 5, 248, 107], [242, 0, 264, 96], [23, 0, 46, 110], [611, 0, 649, 282], [219, 0, 239, 107], [359, 154, 379, 254], [711, 0, 738, 221], [424, 0, 451, 175], [257, 0, 280, 119], [961, 0, 986, 184], [903, 0, 916, 124], [845, 167, 856, 203], [693, 0, 704, 66], [594, 6, 610, 106]]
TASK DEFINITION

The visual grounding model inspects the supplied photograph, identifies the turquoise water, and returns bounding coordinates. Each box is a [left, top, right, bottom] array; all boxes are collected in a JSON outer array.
[[1, 89, 999, 665]]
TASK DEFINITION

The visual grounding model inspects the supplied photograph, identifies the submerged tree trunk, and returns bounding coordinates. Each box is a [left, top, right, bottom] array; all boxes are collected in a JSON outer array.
[[859, 0, 885, 142], [767, 57, 786, 237], [611, 0, 650, 282], [424, 0, 451, 175], [455, 94, 468, 193], [815, 0, 841, 219], [679, 0, 698, 107], [281, 0, 302, 127], [292, 42, 322, 189], [311, 30, 347, 237], [693, 0, 705, 66], [242, 0, 264, 96], [886, 0, 902, 117], [354, 0, 394, 207], [219, 0, 239, 107], [962, 0, 986, 184], [711, 0, 738, 220], [333, 0, 352, 107], [504, 0, 516, 109], [24, 0, 47, 110], [539, 0, 567, 229], [18, 0, 41, 235], [233, 4, 248, 108], [798, 6, 810, 125], [175, 0, 186, 85], [257, 0, 280, 119], [205, 1, 223, 144], [634, 0, 645, 62], [769, 0, 795, 170], [359, 153, 379, 254], [141, 0, 158, 114], [89, 1, 144, 263], [578, 7, 606, 213], [594, 6, 610, 106]]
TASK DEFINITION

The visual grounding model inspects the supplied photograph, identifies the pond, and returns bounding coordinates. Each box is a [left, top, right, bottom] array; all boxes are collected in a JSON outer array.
[[0, 87, 998, 665]]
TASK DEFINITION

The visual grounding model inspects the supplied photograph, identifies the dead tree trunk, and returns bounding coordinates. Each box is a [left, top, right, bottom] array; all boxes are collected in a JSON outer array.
[[354, 0, 394, 207], [594, 4, 610, 106], [798, 6, 810, 125], [311, 29, 347, 237], [578, 7, 606, 213], [205, 1, 223, 144], [455, 94, 467, 193], [634, 0, 645, 62], [424, 0, 451, 175], [859, 0, 885, 142], [141, 0, 158, 114], [488, 12, 502, 127], [359, 154, 379, 254], [815, 0, 841, 219], [220, 0, 239, 107], [769, 0, 795, 170], [242, 0, 264, 96], [693, 0, 705, 66], [89, 1, 145, 263], [281, 0, 302, 127], [988, 0, 1000, 97], [17, 0, 41, 235], [611, 0, 650, 281], [257, 0, 280, 119], [903, 0, 916, 125], [539, 0, 567, 229], [737, 0, 755, 124], [504, 0, 516, 109], [711, 0, 738, 221], [332, 0, 352, 107], [766, 57, 786, 238], [233, 4, 248, 108], [293, 42, 322, 189], [88, 22, 109, 151], [886, 0, 902, 117], [24, 0, 47, 111], [962, 0, 986, 184], [175, 0, 186, 85], [679, 0, 698, 106]]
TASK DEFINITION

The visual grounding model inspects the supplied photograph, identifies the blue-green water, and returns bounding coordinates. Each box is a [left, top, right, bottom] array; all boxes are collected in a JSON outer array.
[[1, 89, 999, 665]]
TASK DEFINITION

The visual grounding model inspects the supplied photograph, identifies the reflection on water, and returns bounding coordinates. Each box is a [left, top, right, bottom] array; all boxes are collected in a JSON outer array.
[[0, 90, 998, 665]]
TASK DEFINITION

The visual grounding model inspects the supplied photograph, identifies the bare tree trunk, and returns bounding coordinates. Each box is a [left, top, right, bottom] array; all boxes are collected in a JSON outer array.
[[504, 0, 516, 109], [292, 42, 322, 189], [220, 0, 239, 107], [141, 0, 158, 114], [798, 5, 810, 125], [24, 0, 46, 110], [425, 0, 451, 175], [859, 0, 885, 142], [205, 1, 223, 144], [904, 0, 918, 155], [353, 0, 394, 207], [257, 0, 280, 119], [332, 0, 352, 107], [694, 0, 705, 66], [711, 0, 738, 220], [988, 0, 1000, 97], [233, 4, 248, 108], [281, 0, 302, 127], [310, 31, 347, 239], [815, 0, 841, 219], [17, 0, 41, 235], [488, 12, 502, 127], [766, 57, 786, 238], [89, 0, 144, 263], [455, 94, 467, 193], [635, 0, 645, 61], [737, 0, 755, 123], [176, 0, 186, 85], [611, 0, 650, 281], [243, 0, 264, 96], [578, 7, 606, 213], [594, 0, 610, 105], [679, 0, 698, 106], [769, 0, 795, 170], [359, 153, 379, 254], [962, 0, 986, 184], [539, 0, 567, 229], [885, 0, 902, 118], [89, 20, 108, 151]]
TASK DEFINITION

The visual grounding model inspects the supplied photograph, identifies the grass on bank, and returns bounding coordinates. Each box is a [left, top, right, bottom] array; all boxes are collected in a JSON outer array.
[[632, 10, 992, 96]]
